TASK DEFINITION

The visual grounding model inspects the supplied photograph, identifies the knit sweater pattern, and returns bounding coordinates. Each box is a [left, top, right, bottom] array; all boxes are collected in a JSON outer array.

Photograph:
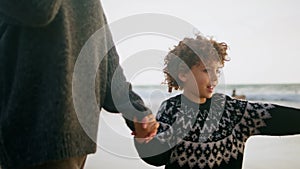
[[0, 1, 150, 168], [135, 93, 300, 169]]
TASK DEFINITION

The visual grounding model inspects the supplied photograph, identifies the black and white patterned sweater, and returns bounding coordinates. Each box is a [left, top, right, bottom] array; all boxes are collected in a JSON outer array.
[[135, 93, 300, 169]]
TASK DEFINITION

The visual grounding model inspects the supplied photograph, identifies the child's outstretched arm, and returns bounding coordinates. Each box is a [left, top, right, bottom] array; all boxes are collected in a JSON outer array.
[[230, 99, 300, 140], [238, 99, 300, 136], [258, 104, 300, 135]]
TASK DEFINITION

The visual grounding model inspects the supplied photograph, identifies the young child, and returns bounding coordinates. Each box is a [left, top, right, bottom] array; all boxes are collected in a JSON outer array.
[[133, 35, 300, 169]]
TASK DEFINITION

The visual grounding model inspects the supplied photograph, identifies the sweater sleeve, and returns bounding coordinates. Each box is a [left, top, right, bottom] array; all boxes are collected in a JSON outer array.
[[0, 0, 62, 26], [243, 102, 300, 136], [134, 138, 173, 167], [259, 104, 300, 135], [134, 101, 176, 166], [101, 20, 151, 131]]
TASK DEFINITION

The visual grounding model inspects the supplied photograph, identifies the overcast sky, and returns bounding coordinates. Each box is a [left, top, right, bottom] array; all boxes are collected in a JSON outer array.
[[101, 0, 300, 85]]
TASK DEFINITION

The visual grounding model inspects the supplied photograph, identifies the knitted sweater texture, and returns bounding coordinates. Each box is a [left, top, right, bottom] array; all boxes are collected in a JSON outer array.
[[0, 1, 150, 168], [135, 94, 300, 169]]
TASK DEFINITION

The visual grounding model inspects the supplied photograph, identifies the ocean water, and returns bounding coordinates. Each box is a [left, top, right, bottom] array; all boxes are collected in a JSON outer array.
[[85, 84, 300, 169], [218, 83, 300, 108], [133, 83, 300, 110]]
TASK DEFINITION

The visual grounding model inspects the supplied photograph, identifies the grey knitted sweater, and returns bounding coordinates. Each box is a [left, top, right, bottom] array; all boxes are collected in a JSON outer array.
[[0, 1, 150, 168]]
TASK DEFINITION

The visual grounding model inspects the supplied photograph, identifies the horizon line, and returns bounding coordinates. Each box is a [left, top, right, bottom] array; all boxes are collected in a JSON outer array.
[[133, 82, 300, 87]]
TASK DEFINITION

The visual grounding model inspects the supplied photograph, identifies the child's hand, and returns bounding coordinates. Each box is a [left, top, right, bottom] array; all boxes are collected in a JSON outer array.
[[132, 114, 159, 143]]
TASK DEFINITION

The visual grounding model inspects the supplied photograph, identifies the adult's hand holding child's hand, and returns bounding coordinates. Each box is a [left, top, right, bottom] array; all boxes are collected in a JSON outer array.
[[133, 114, 159, 143]]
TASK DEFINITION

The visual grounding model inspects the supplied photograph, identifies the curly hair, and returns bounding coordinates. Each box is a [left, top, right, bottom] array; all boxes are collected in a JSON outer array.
[[163, 35, 229, 93]]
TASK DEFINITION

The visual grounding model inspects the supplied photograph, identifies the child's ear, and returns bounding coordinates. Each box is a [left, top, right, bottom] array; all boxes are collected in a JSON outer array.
[[178, 72, 187, 82]]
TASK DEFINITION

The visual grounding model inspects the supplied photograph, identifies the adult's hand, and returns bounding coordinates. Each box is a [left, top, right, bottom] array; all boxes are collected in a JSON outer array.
[[133, 114, 159, 143]]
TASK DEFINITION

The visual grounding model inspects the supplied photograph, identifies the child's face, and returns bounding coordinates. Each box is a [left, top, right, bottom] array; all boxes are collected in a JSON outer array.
[[179, 60, 221, 103]]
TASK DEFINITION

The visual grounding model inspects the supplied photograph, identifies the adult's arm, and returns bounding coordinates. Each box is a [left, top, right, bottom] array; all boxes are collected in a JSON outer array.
[[103, 60, 152, 131], [100, 15, 152, 130]]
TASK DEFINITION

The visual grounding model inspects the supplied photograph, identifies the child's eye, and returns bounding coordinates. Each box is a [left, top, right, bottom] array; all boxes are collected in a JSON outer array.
[[216, 69, 222, 76]]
